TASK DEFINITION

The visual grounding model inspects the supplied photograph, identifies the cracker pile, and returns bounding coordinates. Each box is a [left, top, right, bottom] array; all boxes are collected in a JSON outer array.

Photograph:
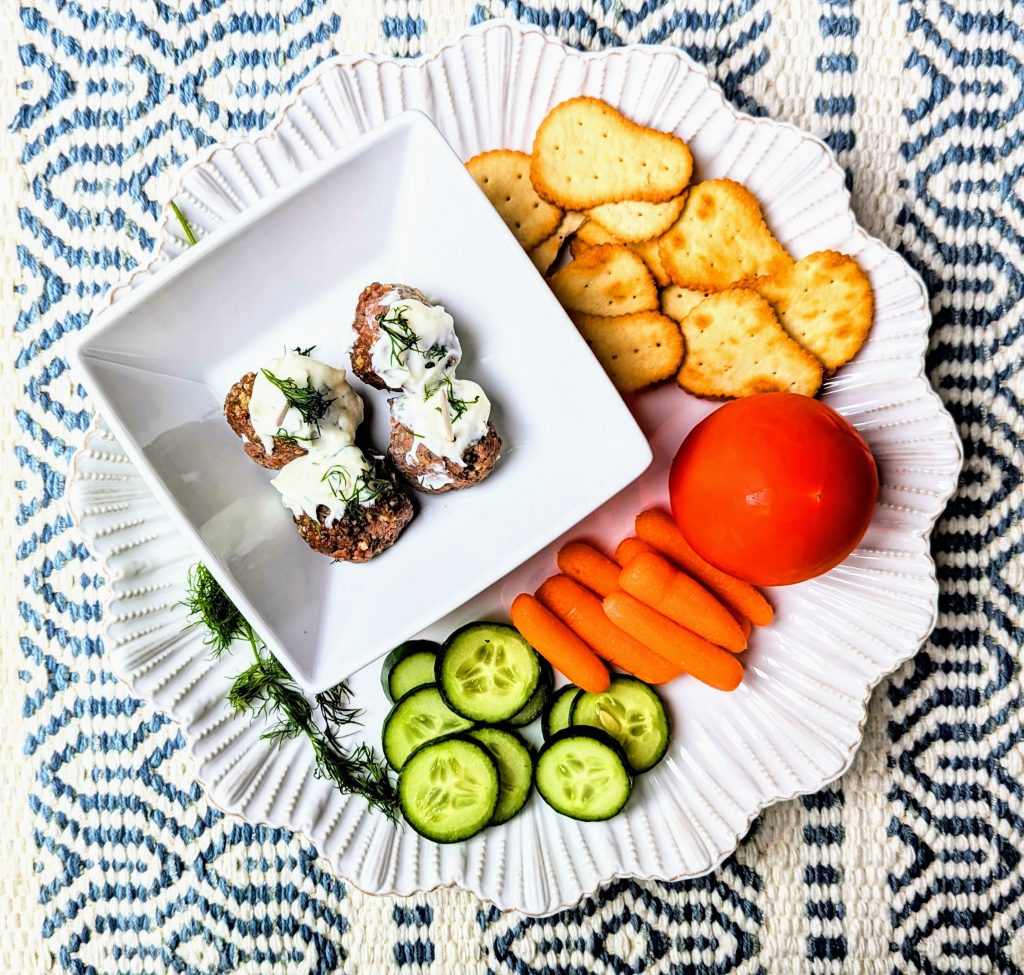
[[466, 97, 873, 398]]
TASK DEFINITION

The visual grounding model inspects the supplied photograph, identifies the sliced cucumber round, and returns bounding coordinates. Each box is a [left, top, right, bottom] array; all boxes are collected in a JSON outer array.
[[535, 728, 632, 821], [468, 728, 534, 825], [381, 640, 440, 703], [399, 736, 499, 843], [570, 675, 670, 774], [382, 684, 474, 771], [436, 622, 541, 723], [542, 685, 582, 740], [506, 658, 553, 727]]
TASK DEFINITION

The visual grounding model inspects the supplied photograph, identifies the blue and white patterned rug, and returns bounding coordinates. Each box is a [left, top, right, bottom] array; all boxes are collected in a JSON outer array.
[[11, 0, 1023, 971]]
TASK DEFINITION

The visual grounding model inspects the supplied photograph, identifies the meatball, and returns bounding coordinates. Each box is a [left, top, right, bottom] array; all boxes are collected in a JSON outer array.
[[224, 372, 307, 470], [293, 463, 414, 562], [350, 282, 435, 390], [389, 420, 502, 495]]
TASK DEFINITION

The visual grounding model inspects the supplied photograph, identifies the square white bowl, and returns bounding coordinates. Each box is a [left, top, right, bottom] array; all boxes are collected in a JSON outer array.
[[70, 111, 652, 693]]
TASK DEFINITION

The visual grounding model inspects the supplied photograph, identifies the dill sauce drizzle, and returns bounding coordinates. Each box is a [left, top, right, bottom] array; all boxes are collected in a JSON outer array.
[[247, 352, 376, 526], [370, 295, 491, 487]]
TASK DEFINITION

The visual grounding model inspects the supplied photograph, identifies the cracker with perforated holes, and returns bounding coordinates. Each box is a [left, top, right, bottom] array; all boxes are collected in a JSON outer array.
[[531, 98, 693, 210], [743, 250, 873, 370], [660, 180, 793, 291], [572, 223, 672, 287], [677, 289, 823, 399], [571, 310, 684, 393], [549, 244, 659, 316], [467, 150, 564, 250], [660, 284, 711, 322], [530, 212, 587, 275], [588, 195, 687, 242]]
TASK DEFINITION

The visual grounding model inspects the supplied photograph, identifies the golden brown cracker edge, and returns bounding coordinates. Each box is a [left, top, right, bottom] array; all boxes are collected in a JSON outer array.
[[572, 310, 684, 393], [531, 97, 694, 210], [744, 250, 873, 371], [660, 180, 793, 292], [549, 243, 659, 317], [467, 149, 564, 251], [676, 288, 823, 399]]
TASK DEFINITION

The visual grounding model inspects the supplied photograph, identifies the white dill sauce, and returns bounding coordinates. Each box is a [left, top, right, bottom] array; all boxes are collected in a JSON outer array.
[[246, 351, 379, 527], [249, 352, 363, 454], [369, 296, 461, 390], [391, 378, 491, 464], [370, 297, 492, 487]]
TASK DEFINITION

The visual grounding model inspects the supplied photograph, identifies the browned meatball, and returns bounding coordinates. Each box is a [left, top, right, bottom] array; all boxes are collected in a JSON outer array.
[[293, 463, 414, 562], [224, 372, 308, 470], [350, 282, 434, 390], [389, 420, 502, 495]]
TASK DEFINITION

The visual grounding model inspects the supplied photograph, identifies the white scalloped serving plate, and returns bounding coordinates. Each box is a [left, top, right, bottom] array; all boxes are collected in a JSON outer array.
[[67, 20, 961, 914]]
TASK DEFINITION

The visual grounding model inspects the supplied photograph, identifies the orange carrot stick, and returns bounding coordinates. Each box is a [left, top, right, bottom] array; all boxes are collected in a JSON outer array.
[[603, 591, 743, 691], [557, 541, 621, 598], [614, 536, 657, 566], [619, 552, 747, 653], [736, 614, 753, 640], [510, 593, 610, 693], [635, 509, 774, 626], [536, 575, 683, 685]]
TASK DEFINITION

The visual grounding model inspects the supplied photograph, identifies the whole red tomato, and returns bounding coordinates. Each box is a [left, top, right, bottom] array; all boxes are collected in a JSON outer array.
[[669, 393, 878, 586]]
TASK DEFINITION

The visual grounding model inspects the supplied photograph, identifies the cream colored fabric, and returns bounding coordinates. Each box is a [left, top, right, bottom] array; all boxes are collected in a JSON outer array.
[[1, 0, 53, 967]]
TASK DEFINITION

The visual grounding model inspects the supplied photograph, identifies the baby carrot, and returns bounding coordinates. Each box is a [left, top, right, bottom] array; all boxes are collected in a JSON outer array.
[[635, 509, 774, 626], [603, 591, 744, 692], [619, 551, 747, 653], [557, 541, 621, 598], [536, 575, 683, 685], [510, 593, 610, 693], [736, 614, 753, 640], [614, 536, 657, 566]]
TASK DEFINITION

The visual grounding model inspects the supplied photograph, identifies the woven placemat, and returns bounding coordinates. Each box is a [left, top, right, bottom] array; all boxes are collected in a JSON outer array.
[[2, 0, 50, 966], [8, 0, 1021, 972]]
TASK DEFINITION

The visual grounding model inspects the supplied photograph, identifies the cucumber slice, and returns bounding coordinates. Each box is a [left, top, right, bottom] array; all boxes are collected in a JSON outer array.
[[570, 676, 670, 773], [399, 736, 498, 843], [436, 622, 541, 723], [382, 685, 474, 771], [381, 640, 440, 702], [506, 659, 553, 727], [535, 728, 632, 821], [468, 728, 534, 825], [542, 685, 581, 739]]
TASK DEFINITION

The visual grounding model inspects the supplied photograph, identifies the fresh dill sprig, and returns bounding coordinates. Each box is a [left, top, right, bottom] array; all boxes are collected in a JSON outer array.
[[169, 201, 198, 247], [376, 305, 421, 366], [312, 713, 397, 812], [322, 466, 391, 519], [376, 307, 453, 372], [293, 345, 316, 356], [182, 563, 248, 657], [274, 427, 316, 447], [181, 563, 400, 821], [427, 375, 480, 424], [424, 343, 448, 363], [261, 369, 335, 434]]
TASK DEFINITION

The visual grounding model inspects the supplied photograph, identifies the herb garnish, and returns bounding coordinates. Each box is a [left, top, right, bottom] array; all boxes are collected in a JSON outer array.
[[322, 465, 391, 519], [428, 375, 480, 424], [182, 563, 399, 820], [183, 563, 246, 654], [273, 427, 316, 447], [376, 306, 450, 368], [169, 201, 198, 247], [293, 345, 316, 357], [261, 369, 335, 435], [376, 305, 419, 366]]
